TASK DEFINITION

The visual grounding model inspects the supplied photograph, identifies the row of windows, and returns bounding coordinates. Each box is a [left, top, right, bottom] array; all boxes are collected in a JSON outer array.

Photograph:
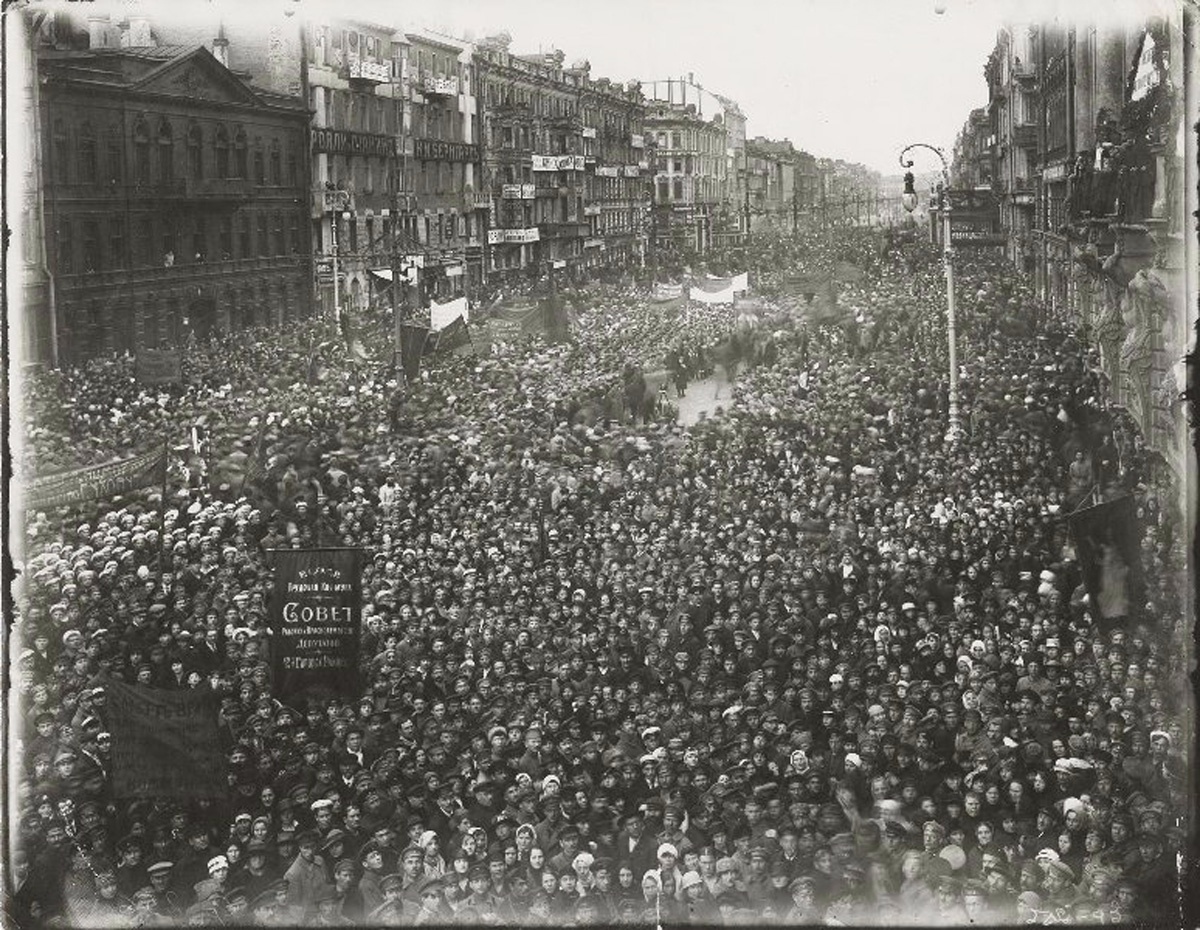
[[656, 178, 724, 202], [50, 117, 300, 187], [653, 129, 722, 154], [54, 210, 303, 274], [321, 88, 403, 136], [325, 157, 471, 198], [484, 81, 576, 117], [64, 281, 302, 356], [325, 212, 478, 254]]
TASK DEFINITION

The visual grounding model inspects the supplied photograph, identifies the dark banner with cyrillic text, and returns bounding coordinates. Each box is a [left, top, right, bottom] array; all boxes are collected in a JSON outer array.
[[270, 548, 363, 700], [106, 678, 225, 798]]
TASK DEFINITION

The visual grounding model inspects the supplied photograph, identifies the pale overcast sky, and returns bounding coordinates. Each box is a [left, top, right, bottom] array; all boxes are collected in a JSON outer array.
[[33, 0, 1174, 174]]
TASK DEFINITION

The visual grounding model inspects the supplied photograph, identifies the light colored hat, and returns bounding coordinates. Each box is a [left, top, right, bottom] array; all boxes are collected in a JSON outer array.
[[680, 870, 704, 891], [656, 843, 678, 860], [207, 855, 229, 874]]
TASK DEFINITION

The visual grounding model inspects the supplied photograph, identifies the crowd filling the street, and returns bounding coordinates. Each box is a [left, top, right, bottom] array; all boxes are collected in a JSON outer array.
[[11, 223, 1189, 927]]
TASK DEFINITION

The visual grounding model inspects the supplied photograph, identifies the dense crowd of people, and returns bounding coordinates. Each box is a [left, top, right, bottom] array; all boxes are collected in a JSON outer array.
[[10, 225, 1190, 927]]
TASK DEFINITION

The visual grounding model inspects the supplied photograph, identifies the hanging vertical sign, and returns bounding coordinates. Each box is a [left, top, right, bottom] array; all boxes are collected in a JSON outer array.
[[271, 548, 364, 700]]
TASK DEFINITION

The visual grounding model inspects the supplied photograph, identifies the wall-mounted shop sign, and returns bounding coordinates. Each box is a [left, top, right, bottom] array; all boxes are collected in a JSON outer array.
[[414, 139, 479, 162], [313, 128, 398, 157]]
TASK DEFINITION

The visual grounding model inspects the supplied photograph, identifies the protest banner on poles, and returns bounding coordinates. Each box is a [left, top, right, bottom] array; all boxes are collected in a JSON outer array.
[[105, 678, 225, 798], [24, 446, 167, 510], [271, 548, 364, 701]]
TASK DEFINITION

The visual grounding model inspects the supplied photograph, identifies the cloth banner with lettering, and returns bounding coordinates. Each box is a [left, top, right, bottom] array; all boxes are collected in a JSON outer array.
[[689, 281, 736, 305], [430, 296, 470, 332], [1068, 495, 1145, 623], [105, 677, 225, 798], [652, 283, 684, 302], [25, 446, 167, 510], [271, 548, 364, 701]]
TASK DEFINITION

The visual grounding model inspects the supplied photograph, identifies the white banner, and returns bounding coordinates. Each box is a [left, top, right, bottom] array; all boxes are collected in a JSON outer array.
[[732, 271, 749, 293], [689, 284, 736, 305], [430, 296, 469, 332]]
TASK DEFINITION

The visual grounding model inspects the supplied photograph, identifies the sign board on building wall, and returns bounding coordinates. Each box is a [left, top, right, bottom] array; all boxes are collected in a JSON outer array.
[[413, 139, 479, 162]]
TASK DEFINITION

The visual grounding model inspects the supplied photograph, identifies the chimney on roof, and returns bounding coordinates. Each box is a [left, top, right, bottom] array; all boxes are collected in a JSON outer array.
[[124, 17, 153, 48], [87, 14, 110, 49], [212, 24, 230, 69]]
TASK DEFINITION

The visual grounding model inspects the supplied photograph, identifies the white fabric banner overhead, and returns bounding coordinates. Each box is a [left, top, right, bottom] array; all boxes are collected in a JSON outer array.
[[689, 284, 736, 305], [430, 296, 469, 332], [731, 272, 749, 293]]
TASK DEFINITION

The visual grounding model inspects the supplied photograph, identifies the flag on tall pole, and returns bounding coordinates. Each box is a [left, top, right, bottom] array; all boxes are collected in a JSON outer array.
[[399, 324, 429, 382]]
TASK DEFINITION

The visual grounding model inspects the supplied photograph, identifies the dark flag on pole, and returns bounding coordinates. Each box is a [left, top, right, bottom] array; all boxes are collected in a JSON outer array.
[[399, 324, 429, 382], [1068, 495, 1146, 625], [434, 315, 471, 354]]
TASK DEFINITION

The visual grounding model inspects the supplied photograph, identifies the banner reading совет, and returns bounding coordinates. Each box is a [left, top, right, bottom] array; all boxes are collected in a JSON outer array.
[[270, 548, 363, 700]]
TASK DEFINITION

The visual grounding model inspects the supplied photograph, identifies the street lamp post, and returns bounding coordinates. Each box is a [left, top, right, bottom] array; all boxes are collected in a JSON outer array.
[[900, 143, 961, 444]]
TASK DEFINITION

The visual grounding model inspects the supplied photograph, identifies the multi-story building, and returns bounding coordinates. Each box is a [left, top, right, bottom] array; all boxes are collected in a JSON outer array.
[[31, 10, 312, 366], [405, 30, 485, 300], [643, 77, 744, 254], [642, 86, 730, 261], [961, 11, 1191, 486], [951, 107, 995, 190], [572, 64, 650, 272], [714, 94, 748, 248], [984, 24, 1039, 271], [303, 19, 413, 315], [474, 40, 588, 282]]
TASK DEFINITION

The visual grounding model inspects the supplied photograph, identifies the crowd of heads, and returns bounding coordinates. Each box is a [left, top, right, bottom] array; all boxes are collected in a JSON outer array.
[[11, 224, 1189, 926]]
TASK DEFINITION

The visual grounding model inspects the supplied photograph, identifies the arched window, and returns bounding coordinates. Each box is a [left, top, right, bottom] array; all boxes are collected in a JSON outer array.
[[133, 118, 151, 183], [187, 123, 203, 180], [214, 126, 230, 178], [233, 129, 248, 178], [268, 140, 282, 185], [157, 118, 174, 182], [79, 122, 97, 184]]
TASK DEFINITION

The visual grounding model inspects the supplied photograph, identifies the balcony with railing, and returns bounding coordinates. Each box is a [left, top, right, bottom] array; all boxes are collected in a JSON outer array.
[[348, 58, 391, 84]]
